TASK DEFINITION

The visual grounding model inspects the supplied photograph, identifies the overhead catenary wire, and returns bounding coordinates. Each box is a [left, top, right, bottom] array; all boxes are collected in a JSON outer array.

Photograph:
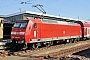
[[32, 4, 46, 14], [0, 0, 90, 20]]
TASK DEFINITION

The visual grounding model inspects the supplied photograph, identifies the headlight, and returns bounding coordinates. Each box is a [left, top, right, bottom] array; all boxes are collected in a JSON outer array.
[[11, 32, 16, 34], [19, 32, 25, 35], [18, 40, 24, 44], [11, 36, 14, 38]]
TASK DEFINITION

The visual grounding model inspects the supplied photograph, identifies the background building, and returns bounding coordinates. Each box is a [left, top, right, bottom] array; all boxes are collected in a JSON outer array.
[[4, 10, 74, 22]]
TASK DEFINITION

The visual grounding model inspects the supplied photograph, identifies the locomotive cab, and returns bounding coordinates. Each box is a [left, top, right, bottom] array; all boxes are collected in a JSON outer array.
[[6, 20, 29, 50], [11, 20, 28, 42]]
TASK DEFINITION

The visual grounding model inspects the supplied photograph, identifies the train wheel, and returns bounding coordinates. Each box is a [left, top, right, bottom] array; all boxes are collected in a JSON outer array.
[[71, 39, 74, 43], [36, 45, 39, 49], [50, 41, 53, 46], [46, 42, 50, 47], [66, 39, 69, 43], [32, 44, 36, 50], [69, 39, 72, 43], [36, 43, 41, 49], [77, 38, 79, 42], [74, 39, 77, 43]]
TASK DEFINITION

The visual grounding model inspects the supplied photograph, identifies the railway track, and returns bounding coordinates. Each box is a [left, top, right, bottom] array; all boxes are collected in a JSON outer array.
[[1, 40, 90, 60]]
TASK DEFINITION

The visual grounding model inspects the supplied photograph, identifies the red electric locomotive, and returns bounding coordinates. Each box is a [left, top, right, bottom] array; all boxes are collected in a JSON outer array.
[[5, 17, 90, 49]]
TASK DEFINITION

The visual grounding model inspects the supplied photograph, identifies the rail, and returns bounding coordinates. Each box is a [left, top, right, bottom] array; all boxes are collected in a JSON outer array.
[[0, 40, 90, 60]]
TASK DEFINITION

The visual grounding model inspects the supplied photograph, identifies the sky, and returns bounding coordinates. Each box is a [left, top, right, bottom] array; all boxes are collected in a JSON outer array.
[[0, 0, 90, 21]]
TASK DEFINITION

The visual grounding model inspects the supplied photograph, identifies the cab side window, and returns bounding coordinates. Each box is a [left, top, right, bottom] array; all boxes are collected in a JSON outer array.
[[34, 23, 37, 28]]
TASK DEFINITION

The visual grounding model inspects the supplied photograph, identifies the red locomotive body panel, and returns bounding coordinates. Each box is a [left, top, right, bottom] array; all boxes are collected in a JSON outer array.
[[40, 23, 81, 38]]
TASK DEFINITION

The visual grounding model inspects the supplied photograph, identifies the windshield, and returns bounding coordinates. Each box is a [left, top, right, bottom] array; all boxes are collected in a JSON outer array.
[[13, 20, 29, 28]]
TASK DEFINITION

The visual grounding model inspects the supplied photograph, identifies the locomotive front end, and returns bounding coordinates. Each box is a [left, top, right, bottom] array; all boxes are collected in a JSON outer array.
[[6, 20, 29, 50]]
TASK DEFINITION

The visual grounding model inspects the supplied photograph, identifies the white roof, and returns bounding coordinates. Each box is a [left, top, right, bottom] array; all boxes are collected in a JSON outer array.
[[2, 10, 89, 23]]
